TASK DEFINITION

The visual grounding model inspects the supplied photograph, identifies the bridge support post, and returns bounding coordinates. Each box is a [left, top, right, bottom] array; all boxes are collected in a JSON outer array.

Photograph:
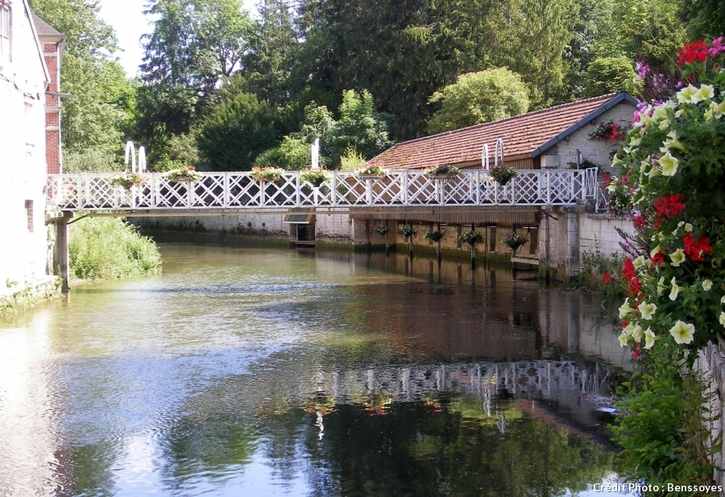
[[566, 209, 580, 277], [54, 211, 74, 293]]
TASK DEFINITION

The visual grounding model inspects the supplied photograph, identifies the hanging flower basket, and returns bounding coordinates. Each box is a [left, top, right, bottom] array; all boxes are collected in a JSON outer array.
[[110, 172, 144, 190], [374, 225, 389, 236], [424, 165, 460, 178], [588, 120, 624, 141], [501, 232, 527, 252], [424, 229, 445, 242], [300, 168, 331, 187], [459, 230, 484, 247], [490, 165, 517, 185], [355, 164, 388, 178], [164, 165, 203, 183], [397, 224, 416, 239], [251, 166, 285, 182]]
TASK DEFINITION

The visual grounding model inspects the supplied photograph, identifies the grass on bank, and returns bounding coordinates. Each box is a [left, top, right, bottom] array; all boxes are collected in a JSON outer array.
[[69, 217, 162, 280]]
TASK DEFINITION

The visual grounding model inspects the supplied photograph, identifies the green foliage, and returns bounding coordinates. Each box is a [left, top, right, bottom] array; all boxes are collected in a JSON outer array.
[[329, 90, 392, 166], [197, 93, 278, 170], [459, 230, 484, 247], [340, 146, 367, 171], [428, 69, 530, 134], [424, 229, 445, 242], [69, 218, 162, 280], [582, 57, 641, 97], [255, 136, 312, 170], [611, 344, 718, 486], [397, 225, 416, 239], [568, 248, 625, 296], [63, 148, 122, 173]]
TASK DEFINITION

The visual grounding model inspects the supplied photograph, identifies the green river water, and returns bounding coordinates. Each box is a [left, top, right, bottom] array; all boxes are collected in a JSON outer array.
[[0, 243, 634, 496]]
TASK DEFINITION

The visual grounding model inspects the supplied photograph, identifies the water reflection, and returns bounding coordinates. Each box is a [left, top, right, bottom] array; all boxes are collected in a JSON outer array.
[[0, 244, 631, 496]]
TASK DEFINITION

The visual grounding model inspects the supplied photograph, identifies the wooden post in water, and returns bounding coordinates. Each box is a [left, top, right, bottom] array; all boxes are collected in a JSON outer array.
[[54, 211, 74, 293]]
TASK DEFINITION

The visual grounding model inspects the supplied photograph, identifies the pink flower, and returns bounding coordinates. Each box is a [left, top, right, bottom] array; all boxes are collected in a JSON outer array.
[[710, 37, 724, 57]]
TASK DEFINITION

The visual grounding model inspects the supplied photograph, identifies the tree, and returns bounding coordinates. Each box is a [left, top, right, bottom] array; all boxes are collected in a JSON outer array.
[[196, 93, 277, 170], [427, 69, 529, 134], [138, 0, 253, 159], [28, 0, 134, 165], [581, 57, 640, 97]]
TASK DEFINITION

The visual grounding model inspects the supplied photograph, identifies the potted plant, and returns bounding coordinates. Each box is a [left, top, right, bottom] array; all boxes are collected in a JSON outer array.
[[300, 168, 331, 187], [164, 165, 203, 183], [424, 164, 461, 178], [459, 230, 484, 247], [490, 165, 517, 185], [501, 232, 527, 255], [355, 164, 388, 178], [251, 166, 285, 182], [588, 120, 624, 141], [424, 229, 445, 243], [397, 224, 416, 239], [374, 225, 389, 236], [110, 171, 144, 190]]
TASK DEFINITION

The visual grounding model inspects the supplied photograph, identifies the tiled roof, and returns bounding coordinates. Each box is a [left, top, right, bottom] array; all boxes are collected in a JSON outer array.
[[371, 93, 636, 170], [32, 14, 63, 38]]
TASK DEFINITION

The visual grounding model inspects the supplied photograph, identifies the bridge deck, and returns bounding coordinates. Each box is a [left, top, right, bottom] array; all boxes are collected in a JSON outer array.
[[46, 169, 599, 215]]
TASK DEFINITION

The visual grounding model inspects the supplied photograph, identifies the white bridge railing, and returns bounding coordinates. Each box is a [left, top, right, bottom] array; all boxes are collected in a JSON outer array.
[[45, 169, 598, 212]]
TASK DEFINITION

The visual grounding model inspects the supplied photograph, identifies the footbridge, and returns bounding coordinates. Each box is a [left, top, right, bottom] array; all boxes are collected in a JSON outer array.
[[45, 168, 599, 216]]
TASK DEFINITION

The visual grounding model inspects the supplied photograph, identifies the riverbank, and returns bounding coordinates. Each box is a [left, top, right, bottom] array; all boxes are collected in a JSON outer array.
[[0, 275, 60, 317]]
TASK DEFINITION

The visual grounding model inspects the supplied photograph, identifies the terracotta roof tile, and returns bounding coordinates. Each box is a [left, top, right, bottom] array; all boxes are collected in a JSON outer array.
[[371, 93, 634, 170]]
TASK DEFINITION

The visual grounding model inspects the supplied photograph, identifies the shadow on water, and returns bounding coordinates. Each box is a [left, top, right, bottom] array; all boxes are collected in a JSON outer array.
[[0, 242, 632, 497]]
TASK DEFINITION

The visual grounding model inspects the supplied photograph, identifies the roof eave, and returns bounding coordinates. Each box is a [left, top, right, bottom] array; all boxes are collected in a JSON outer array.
[[531, 92, 638, 158]]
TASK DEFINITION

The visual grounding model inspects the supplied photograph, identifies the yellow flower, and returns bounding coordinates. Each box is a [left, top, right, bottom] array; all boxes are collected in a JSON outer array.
[[638, 302, 657, 320], [659, 152, 679, 176], [703, 279, 713, 291], [676, 84, 699, 104], [644, 328, 656, 349], [695, 84, 715, 102], [662, 130, 685, 151], [618, 298, 635, 319], [684, 223, 693, 232], [670, 248, 686, 267], [631, 323, 644, 342], [618, 331, 630, 347], [669, 320, 695, 345], [669, 277, 682, 301], [633, 256, 646, 269], [720, 312, 725, 328], [658, 119, 670, 130], [656, 277, 667, 295]]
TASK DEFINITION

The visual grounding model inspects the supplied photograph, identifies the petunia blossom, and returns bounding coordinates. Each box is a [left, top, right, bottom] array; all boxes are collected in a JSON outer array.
[[618, 298, 635, 319], [669, 277, 682, 301], [644, 328, 656, 349], [669, 320, 695, 345], [702, 279, 713, 291], [670, 248, 686, 267], [618, 331, 630, 347], [638, 301, 657, 320], [720, 312, 725, 328], [659, 152, 679, 176]]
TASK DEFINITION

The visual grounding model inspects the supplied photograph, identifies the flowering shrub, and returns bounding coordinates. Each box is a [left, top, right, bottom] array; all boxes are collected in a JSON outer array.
[[299, 168, 331, 186], [164, 165, 203, 183], [250, 166, 285, 182], [424, 164, 460, 177], [490, 165, 517, 185], [614, 37, 725, 354], [501, 232, 527, 251], [588, 121, 624, 141], [355, 164, 388, 177], [110, 172, 144, 189], [601, 172, 633, 216]]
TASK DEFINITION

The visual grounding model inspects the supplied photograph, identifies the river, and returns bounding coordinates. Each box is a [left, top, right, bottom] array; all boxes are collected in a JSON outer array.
[[0, 243, 633, 496]]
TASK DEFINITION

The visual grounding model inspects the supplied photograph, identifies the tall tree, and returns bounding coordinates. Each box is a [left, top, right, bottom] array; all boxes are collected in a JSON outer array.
[[138, 0, 253, 159], [28, 0, 134, 168]]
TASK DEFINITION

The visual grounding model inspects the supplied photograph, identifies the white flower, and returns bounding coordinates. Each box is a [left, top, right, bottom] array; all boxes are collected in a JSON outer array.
[[659, 152, 679, 176], [631, 323, 644, 342], [676, 84, 699, 104], [695, 84, 715, 102], [670, 248, 686, 267], [669, 277, 682, 301], [618, 331, 630, 347], [633, 256, 646, 269], [658, 119, 670, 130], [638, 302, 657, 320], [720, 312, 725, 328], [721, 295, 725, 304], [618, 298, 636, 319], [644, 328, 656, 349], [684, 223, 693, 232], [703, 279, 713, 291], [669, 320, 695, 345], [656, 276, 667, 295]]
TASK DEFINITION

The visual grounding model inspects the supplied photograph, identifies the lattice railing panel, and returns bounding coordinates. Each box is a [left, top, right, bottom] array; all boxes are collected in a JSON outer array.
[[46, 169, 595, 212]]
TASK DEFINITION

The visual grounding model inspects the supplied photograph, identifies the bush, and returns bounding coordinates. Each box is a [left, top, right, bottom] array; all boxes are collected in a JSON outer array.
[[69, 217, 162, 280]]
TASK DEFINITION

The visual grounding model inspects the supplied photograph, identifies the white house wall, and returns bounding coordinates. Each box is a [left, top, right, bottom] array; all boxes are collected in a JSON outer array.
[[0, 2, 51, 295]]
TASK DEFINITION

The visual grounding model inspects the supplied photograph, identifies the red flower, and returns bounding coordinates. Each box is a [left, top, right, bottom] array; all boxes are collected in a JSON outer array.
[[603, 272, 612, 285], [683, 232, 712, 262], [632, 343, 640, 360], [622, 259, 636, 280], [678, 40, 709, 65], [629, 277, 641, 296], [653, 194, 686, 219], [651, 251, 665, 266], [633, 214, 647, 228]]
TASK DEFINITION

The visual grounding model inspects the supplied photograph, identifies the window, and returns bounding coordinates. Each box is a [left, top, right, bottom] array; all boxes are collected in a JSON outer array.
[[0, 3, 9, 63]]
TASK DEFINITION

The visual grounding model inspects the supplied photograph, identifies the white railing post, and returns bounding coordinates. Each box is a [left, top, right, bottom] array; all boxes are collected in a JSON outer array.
[[546, 171, 551, 205], [403, 171, 409, 206], [332, 172, 338, 206], [224, 173, 229, 208], [296, 172, 301, 207]]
